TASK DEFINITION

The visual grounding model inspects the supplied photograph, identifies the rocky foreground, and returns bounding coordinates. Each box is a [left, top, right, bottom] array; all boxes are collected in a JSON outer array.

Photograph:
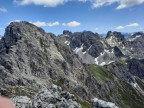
[[11, 84, 81, 108]]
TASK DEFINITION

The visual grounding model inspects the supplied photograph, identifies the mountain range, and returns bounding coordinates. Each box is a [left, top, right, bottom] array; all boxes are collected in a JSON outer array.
[[0, 21, 144, 108]]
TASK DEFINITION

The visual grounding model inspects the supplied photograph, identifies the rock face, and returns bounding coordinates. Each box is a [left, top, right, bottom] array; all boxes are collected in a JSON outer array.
[[0, 21, 94, 101], [59, 31, 124, 66], [12, 84, 81, 108]]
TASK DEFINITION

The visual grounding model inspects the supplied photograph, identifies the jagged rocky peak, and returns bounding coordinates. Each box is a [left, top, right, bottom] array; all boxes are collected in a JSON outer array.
[[106, 31, 125, 40], [63, 30, 72, 35], [106, 31, 125, 47]]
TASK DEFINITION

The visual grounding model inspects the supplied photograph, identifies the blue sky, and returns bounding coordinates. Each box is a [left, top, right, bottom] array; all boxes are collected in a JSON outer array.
[[0, 0, 144, 36]]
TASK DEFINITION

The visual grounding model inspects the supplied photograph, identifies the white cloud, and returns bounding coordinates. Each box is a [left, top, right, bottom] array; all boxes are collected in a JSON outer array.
[[126, 23, 139, 27], [32, 21, 47, 27], [92, 0, 144, 9], [14, 0, 67, 7], [95, 28, 99, 30], [92, 0, 118, 8], [115, 26, 124, 29], [0, 8, 7, 13], [14, 0, 144, 9], [116, 0, 144, 9], [47, 21, 59, 26], [62, 21, 80, 27], [115, 23, 139, 29]]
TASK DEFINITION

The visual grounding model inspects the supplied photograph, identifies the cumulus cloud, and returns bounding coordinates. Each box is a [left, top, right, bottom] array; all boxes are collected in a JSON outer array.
[[31, 21, 60, 27], [91, 0, 144, 9], [32, 21, 47, 27], [14, 0, 144, 9], [115, 26, 124, 29], [47, 21, 59, 26], [125, 23, 139, 27], [115, 23, 139, 29], [0, 8, 7, 13], [116, 0, 144, 9], [14, 0, 68, 7], [62, 21, 80, 27]]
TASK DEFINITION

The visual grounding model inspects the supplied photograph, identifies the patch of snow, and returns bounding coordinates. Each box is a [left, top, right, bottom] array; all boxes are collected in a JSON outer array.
[[73, 44, 96, 64], [82, 51, 86, 54], [122, 45, 125, 49], [74, 44, 84, 54], [118, 42, 121, 44], [94, 49, 115, 66], [93, 98, 119, 108], [64, 41, 70, 46], [99, 62, 106, 66], [135, 35, 141, 38], [73, 46, 116, 66]]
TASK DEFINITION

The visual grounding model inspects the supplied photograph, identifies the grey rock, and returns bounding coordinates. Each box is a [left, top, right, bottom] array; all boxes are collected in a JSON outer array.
[[12, 85, 81, 108], [11, 96, 32, 108]]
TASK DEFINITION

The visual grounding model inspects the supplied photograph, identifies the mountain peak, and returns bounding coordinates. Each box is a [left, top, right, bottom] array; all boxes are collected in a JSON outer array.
[[106, 31, 125, 40], [2, 21, 46, 49], [63, 30, 72, 35]]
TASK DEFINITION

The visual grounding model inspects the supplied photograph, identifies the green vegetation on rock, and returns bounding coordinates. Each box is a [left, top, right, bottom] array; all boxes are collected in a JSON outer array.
[[115, 80, 144, 108], [1, 86, 38, 98], [88, 64, 114, 82]]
